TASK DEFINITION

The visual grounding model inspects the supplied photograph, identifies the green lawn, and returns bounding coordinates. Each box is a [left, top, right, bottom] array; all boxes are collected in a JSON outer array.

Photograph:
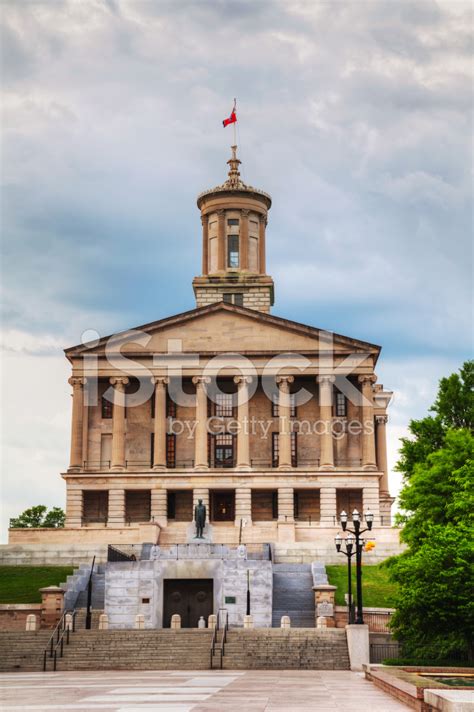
[[326, 563, 398, 607], [0, 566, 74, 604]]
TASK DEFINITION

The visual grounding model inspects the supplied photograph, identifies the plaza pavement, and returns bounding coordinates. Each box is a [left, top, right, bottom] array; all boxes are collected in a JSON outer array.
[[0, 669, 411, 711]]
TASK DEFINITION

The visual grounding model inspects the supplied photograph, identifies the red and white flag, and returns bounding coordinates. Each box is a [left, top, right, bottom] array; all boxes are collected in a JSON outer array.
[[223, 100, 237, 127]]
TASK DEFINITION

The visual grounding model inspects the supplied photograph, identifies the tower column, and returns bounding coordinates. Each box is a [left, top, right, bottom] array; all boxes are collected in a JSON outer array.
[[235, 488, 252, 527], [68, 377, 86, 471], [192, 376, 210, 470], [201, 214, 209, 275], [234, 375, 252, 470], [259, 215, 267, 274], [317, 376, 335, 469], [151, 488, 167, 527], [376, 415, 389, 493], [277, 375, 294, 470], [110, 377, 129, 471], [358, 375, 377, 469], [240, 209, 249, 270], [217, 210, 225, 271], [152, 377, 169, 470]]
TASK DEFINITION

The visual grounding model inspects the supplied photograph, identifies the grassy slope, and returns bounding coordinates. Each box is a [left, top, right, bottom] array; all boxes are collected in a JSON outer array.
[[326, 563, 398, 607], [0, 566, 74, 603]]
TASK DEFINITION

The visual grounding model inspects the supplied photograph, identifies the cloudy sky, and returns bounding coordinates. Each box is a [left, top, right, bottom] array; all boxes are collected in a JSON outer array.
[[1, 0, 472, 541]]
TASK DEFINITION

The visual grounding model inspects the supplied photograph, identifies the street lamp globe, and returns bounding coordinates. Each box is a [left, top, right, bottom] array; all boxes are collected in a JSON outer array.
[[340, 510, 348, 530], [346, 532, 355, 553], [352, 508, 360, 523], [334, 533, 342, 552], [365, 509, 374, 530]]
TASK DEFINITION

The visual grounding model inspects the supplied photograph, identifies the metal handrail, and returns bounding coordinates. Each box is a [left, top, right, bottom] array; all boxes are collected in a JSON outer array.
[[209, 613, 220, 668], [42, 609, 77, 671], [218, 609, 229, 670]]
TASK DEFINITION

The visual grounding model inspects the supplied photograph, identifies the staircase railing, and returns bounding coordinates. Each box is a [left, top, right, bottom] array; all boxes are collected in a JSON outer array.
[[42, 609, 77, 671], [210, 608, 228, 670]]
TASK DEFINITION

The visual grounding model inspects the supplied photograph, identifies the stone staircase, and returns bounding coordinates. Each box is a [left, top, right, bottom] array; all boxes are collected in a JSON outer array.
[[220, 629, 350, 669], [0, 631, 52, 672], [74, 570, 105, 610], [47, 629, 214, 671], [272, 563, 315, 627]]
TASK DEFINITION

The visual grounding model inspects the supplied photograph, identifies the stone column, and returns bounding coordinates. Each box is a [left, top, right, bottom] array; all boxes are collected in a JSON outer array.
[[108, 489, 126, 527], [192, 376, 210, 470], [317, 376, 335, 470], [110, 377, 129, 471], [201, 214, 209, 275], [234, 375, 252, 470], [82, 383, 89, 468], [235, 487, 252, 526], [320, 486, 337, 525], [217, 209, 225, 271], [68, 377, 86, 471], [240, 209, 249, 270], [277, 487, 294, 522], [151, 488, 167, 527], [375, 415, 389, 493], [258, 215, 266, 274], [152, 377, 169, 470], [277, 375, 294, 470], [65, 487, 83, 527], [358, 375, 377, 470]]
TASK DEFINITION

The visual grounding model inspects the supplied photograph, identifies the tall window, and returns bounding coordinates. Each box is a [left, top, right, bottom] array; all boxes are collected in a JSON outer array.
[[272, 393, 296, 417], [215, 392, 234, 417], [335, 391, 347, 417], [166, 393, 176, 418], [227, 235, 239, 268], [272, 432, 297, 467], [214, 433, 235, 468], [166, 434, 176, 468], [227, 218, 239, 226], [101, 395, 113, 419]]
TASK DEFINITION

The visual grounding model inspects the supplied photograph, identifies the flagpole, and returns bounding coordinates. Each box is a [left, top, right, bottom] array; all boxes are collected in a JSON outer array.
[[233, 97, 237, 147]]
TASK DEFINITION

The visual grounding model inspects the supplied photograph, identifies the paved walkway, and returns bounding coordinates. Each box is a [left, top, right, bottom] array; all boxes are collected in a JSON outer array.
[[0, 670, 411, 711]]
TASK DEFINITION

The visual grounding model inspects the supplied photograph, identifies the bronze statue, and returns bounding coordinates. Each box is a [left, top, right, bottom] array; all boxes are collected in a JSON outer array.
[[194, 499, 206, 539]]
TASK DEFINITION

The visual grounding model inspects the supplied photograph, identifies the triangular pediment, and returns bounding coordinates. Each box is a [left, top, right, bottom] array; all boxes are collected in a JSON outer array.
[[65, 303, 380, 359]]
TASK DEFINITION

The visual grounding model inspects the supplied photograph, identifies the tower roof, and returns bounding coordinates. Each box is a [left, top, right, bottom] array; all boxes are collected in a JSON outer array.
[[197, 145, 272, 209]]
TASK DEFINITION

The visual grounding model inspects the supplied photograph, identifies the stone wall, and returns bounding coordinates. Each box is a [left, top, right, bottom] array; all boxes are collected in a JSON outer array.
[[0, 605, 41, 631], [104, 556, 272, 629]]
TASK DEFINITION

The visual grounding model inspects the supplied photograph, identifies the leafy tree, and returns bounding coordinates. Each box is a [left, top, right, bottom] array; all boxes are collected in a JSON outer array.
[[9, 505, 65, 529], [388, 361, 474, 662]]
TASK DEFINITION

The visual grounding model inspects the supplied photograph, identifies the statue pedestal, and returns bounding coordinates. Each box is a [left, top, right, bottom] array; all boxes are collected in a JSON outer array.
[[186, 523, 213, 543]]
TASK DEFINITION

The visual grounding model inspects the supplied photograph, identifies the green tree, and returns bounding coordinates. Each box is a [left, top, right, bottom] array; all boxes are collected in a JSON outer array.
[[388, 360, 474, 662], [9, 505, 65, 529]]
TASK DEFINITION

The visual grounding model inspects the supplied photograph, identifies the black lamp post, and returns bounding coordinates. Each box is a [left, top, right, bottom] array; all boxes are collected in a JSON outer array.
[[334, 531, 355, 623], [336, 508, 374, 625]]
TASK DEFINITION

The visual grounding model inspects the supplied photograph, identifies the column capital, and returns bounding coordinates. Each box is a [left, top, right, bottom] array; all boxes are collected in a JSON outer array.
[[358, 374, 377, 386], [192, 376, 211, 386], [317, 375, 336, 385], [276, 375, 294, 387], [233, 375, 253, 386], [375, 414, 388, 425], [241, 209, 250, 217], [216, 209, 225, 217], [109, 376, 129, 388], [68, 377, 87, 388], [151, 376, 169, 387]]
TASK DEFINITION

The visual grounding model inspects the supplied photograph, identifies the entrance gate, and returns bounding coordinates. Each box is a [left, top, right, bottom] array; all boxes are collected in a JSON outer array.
[[163, 579, 213, 628]]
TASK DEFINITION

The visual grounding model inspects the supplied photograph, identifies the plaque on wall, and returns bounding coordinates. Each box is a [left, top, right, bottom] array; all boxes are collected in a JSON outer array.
[[317, 601, 334, 617], [224, 596, 236, 604]]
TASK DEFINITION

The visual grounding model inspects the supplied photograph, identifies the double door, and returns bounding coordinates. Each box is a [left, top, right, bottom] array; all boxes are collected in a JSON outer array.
[[163, 579, 213, 628]]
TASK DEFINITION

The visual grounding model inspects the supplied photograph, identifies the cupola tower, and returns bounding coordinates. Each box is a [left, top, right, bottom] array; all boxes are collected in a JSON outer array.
[[193, 146, 274, 312]]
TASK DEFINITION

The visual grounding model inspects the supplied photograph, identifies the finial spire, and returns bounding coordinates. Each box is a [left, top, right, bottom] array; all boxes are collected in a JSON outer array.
[[225, 144, 246, 189]]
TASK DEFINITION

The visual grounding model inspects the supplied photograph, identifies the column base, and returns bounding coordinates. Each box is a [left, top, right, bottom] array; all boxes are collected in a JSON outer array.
[[110, 465, 126, 472], [194, 465, 209, 472], [67, 466, 82, 473], [152, 464, 167, 472], [278, 464, 292, 471], [320, 463, 335, 471], [236, 464, 252, 472], [362, 464, 377, 471]]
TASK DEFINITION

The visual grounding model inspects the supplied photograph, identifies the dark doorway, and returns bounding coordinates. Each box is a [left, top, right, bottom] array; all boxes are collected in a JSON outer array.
[[163, 579, 213, 628], [211, 491, 235, 521]]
